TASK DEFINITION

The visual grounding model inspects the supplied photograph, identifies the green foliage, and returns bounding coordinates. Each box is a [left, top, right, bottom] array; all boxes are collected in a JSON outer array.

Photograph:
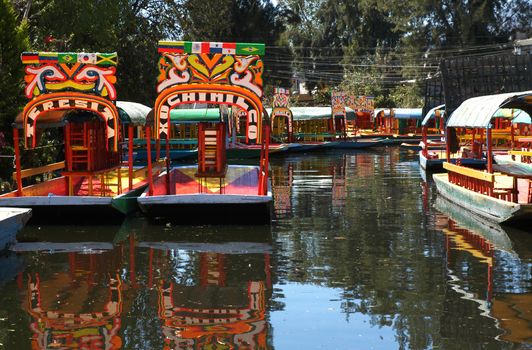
[[0, 0, 28, 138], [389, 83, 424, 108]]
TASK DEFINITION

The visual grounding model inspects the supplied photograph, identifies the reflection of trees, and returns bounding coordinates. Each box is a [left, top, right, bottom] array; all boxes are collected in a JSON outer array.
[[271, 149, 514, 348]]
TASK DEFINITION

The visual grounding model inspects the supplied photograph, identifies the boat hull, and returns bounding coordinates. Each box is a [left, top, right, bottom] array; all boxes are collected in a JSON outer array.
[[226, 144, 289, 159], [326, 139, 383, 149], [0, 186, 147, 223], [0, 207, 32, 251], [138, 197, 272, 224], [137, 165, 273, 224], [432, 173, 532, 223], [419, 151, 485, 170]]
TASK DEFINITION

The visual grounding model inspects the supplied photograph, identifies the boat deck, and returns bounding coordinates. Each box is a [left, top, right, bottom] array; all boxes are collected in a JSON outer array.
[[0, 166, 151, 198], [152, 165, 261, 196]]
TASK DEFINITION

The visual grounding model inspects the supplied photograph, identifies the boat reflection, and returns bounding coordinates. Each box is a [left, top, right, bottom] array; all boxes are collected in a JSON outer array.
[[20, 248, 128, 350], [138, 226, 272, 349], [435, 196, 532, 345], [13, 220, 273, 349], [271, 151, 389, 218]]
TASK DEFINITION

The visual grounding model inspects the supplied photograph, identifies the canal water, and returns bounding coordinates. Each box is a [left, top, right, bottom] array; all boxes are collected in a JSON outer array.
[[0, 147, 531, 349]]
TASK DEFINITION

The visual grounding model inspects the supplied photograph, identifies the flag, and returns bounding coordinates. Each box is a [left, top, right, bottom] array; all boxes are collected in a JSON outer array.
[[222, 42, 236, 55], [191, 42, 202, 54], [96, 53, 118, 66], [158, 41, 185, 53], [78, 53, 96, 64], [38, 52, 58, 63], [209, 42, 223, 54], [21, 52, 39, 64], [58, 53, 77, 64], [236, 43, 265, 56]]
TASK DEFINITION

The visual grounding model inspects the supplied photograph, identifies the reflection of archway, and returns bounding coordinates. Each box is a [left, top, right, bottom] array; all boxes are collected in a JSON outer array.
[[26, 273, 123, 349], [146, 247, 271, 349], [159, 280, 267, 349]]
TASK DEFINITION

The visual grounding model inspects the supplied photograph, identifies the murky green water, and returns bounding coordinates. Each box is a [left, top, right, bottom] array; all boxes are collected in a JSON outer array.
[[1, 148, 531, 349]]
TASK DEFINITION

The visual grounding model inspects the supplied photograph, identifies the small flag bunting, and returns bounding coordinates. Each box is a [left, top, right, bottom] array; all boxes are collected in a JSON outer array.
[[78, 53, 96, 64], [21, 52, 39, 64], [58, 53, 77, 64], [96, 53, 118, 66], [222, 42, 236, 55], [158, 41, 186, 53], [209, 42, 223, 54], [157, 41, 265, 56], [236, 43, 265, 55], [38, 52, 58, 63]]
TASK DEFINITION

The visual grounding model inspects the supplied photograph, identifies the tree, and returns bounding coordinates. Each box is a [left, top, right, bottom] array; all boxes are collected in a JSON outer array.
[[0, 0, 28, 183], [0, 0, 28, 134]]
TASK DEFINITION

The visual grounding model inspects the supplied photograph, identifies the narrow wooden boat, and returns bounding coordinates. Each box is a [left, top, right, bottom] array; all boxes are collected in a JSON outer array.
[[0, 52, 161, 222], [418, 105, 486, 170], [137, 40, 273, 223], [419, 150, 486, 170], [0, 207, 32, 251], [433, 171, 532, 223], [358, 108, 426, 141], [433, 91, 532, 224]]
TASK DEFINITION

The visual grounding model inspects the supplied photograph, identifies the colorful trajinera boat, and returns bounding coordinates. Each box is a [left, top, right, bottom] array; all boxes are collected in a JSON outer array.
[[492, 109, 532, 169], [367, 108, 432, 144], [137, 41, 273, 223], [418, 105, 485, 170], [0, 52, 162, 221], [433, 91, 532, 223]]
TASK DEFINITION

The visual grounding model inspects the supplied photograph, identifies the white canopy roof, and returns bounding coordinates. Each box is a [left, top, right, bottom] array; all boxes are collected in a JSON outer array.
[[421, 104, 445, 126], [446, 91, 532, 128]]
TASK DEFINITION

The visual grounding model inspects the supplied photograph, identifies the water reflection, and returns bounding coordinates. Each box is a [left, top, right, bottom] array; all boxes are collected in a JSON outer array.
[[434, 196, 532, 345], [7, 222, 273, 349], [2, 148, 531, 349]]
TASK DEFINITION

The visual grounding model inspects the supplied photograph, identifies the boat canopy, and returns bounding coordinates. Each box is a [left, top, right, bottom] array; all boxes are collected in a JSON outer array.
[[512, 110, 532, 124], [117, 101, 152, 126], [13, 101, 152, 129], [446, 91, 532, 128], [170, 108, 221, 123], [291, 107, 331, 121], [266, 106, 355, 121], [421, 104, 445, 126], [373, 108, 423, 120]]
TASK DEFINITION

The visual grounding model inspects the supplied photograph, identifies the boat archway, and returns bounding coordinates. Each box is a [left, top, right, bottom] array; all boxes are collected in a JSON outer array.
[[22, 92, 119, 151], [154, 84, 263, 144]]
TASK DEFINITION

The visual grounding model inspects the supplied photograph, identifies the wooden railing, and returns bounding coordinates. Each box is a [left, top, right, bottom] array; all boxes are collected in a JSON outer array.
[[443, 162, 516, 202], [13, 161, 65, 180], [509, 150, 532, 164]]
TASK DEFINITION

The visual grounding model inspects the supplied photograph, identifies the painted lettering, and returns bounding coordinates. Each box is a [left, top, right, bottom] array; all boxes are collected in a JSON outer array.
[[167, 93, 181, 106]]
